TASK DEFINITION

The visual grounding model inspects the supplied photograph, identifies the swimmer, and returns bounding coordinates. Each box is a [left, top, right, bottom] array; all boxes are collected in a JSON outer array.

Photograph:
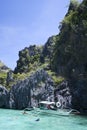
[[22, 111, 28, 114], [35, 118, 40, 121]]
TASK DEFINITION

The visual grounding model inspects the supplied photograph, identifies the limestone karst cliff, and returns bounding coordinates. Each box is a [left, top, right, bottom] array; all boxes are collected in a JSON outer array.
[[0, 0, 87, 114]]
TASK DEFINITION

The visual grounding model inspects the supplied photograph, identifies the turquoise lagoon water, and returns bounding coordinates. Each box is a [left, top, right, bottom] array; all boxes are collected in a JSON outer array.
[[0, 109, 87, 130]]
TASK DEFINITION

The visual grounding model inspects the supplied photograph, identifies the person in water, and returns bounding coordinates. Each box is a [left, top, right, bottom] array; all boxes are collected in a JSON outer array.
[[35, 118, 40, 121], [22, 111, 28, 114]]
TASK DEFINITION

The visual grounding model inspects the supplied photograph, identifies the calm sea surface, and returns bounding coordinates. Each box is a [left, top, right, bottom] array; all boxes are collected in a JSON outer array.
[[0, 108, 87, 130]]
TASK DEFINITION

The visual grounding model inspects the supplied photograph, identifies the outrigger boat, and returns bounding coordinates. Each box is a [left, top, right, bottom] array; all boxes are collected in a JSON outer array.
[[31, 101, 71, 116], [23, 101, 80, 116]]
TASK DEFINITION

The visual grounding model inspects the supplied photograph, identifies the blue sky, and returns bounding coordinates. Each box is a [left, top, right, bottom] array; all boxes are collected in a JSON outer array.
[[0, 0, 82, 69]]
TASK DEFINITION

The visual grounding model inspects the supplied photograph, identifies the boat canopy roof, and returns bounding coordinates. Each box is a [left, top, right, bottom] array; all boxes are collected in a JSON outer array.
[[39, 101, 55, 105]]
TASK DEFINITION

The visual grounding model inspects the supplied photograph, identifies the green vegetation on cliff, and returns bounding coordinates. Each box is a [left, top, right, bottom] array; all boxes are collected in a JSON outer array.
[[52, 0, 87, 79], [14, 35, 57, 75], [0, 0, 87, 90], [0, 61, 10, 87], [9, 35, 59, 88], [14, 45, 43, 73]]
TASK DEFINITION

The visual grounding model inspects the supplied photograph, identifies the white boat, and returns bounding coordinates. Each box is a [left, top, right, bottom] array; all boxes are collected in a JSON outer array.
[[39, 101, 56, 109], [32, 101, 70, 116]]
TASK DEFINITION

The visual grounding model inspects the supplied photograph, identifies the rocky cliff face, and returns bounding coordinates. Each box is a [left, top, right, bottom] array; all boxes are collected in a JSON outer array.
[[52, 0, 87, 76], [14, 36, 57, 74], [9, 69, 55, 109], [0, 85, 9, 108], [69, 76, 87, 114], [54, 81, 72, 109], [0, 0, 87, 114], [0, 69, 72, 110], [52, 0, 87, 113], [14, 45, 43, 73], [42, 36, 57, 60]]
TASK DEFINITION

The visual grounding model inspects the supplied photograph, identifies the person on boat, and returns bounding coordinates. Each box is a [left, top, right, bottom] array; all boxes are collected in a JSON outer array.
[[47, 104, 51, 109], [50, 104, 57, 110], [47, 103, 57, 110]]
